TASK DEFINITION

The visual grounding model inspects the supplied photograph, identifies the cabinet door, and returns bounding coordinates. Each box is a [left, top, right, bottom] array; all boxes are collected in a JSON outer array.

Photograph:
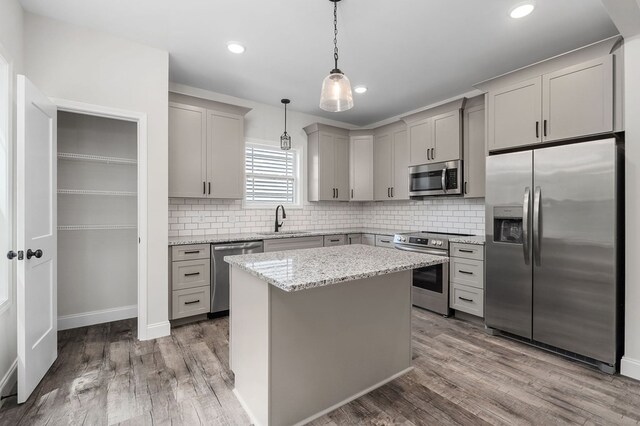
[[318, 133, 336, 200], [392, 128, 409, 200], [169, 103, 207, 198], [349, 136, 373, 201], [408, 119, 432, 166], [334, 136, 350, 201], [542, 56, 613, 142], [208, 111, 244, 199], [488, 77, 542, 152], [463, 104, 486, 198], [373, 133, 392, 200], [431, 110, 461, 163]]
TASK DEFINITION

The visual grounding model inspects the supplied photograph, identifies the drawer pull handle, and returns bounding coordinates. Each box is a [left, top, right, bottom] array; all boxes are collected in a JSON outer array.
[[458, 249, 474, 253], [458, 297, 474, 303], [184, 250, 200, 254], [380, 240, 390, 243], [184, 272, 200, 277], [458, 270, 473, 275], [329, 239, 340, 242], [185, 300, 200, 305]]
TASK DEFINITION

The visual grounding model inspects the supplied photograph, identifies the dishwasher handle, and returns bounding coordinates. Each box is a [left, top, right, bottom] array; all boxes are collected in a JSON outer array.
[[213, 242, 263, 251]]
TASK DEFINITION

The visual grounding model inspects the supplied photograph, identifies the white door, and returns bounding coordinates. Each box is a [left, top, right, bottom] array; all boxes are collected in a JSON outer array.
[[16, 75, 57, 404]]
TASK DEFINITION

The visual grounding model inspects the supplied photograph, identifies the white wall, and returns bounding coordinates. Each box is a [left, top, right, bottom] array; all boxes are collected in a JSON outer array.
[[24, 13, 170, 338], [0, 0, 23, 401]]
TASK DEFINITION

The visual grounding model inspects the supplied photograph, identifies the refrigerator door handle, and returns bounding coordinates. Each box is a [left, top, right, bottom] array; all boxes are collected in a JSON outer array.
[[533, 186, 541, 266], [523, 187, 531, 264]]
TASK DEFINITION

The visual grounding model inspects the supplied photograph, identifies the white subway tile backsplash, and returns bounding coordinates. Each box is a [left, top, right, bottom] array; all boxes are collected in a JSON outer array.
[[168, 197, 486, 237]]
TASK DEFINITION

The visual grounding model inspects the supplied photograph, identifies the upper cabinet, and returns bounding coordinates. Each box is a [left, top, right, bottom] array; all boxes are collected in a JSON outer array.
[[463, 96, 486, 198], [374, 122, 409, 201], [168, 93, 250, 199], [305, 123, 350, 201], [349, 132, 374, 201], [487, 55, 615, 152], [403, 99, 464, 166]]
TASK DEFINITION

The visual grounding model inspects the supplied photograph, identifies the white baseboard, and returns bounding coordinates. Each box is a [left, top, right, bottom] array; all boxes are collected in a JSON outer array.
[[621, 356, 640, 381], [58, 305, 137, 330], [143, 320, 171, 340], [0, 358, 17, 408]]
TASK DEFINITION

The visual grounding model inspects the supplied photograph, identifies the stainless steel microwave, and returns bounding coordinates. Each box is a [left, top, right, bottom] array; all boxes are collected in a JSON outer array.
[[408, 160, 463, 197]]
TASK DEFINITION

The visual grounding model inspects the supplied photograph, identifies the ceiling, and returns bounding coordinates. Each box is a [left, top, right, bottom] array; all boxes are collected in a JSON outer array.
[[19, 0, 618, 126]]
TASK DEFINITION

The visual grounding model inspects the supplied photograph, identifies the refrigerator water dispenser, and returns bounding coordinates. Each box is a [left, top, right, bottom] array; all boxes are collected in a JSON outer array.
[[493, 206, 523, 244]]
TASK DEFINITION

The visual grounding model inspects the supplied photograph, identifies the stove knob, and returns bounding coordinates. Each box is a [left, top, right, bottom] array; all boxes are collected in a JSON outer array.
[[437, 241, 443, 246]]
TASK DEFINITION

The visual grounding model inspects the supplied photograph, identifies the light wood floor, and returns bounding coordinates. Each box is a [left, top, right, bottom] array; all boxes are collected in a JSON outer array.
[[2, 308, 640, 425]]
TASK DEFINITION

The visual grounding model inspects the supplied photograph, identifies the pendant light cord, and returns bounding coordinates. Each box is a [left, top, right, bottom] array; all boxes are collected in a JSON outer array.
[[333, 1, 339, 70], [284, 103, 287, 134]]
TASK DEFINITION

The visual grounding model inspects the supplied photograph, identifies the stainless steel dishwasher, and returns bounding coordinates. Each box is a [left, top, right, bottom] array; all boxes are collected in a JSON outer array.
[[210, 241, 263, 316]]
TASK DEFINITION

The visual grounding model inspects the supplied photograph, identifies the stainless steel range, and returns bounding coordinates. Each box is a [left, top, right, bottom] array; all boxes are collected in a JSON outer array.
[[393, 231, 473, 316]]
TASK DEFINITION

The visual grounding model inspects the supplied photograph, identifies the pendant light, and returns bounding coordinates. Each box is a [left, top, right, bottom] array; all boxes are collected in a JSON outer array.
[[319, 0, 354, 112], [280, 99, 292, 151]]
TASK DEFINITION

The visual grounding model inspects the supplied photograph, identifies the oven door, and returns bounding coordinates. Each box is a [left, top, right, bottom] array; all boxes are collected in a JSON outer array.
[[395, 245, 451, 315], [408, 160, 462, 197]]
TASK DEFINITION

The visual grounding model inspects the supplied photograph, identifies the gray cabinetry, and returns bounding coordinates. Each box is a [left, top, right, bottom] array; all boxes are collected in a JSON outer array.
[[449, 243, 484, 318], [431, 110, 462, 163], [347, 234, 362, 244], [170, 244, 211, 320], [349, 133, 374, 201], [488, 55, 615, 152], [264, 236, 324, 252], [305, 123, 350, 201], [463, 96, 486, 198], [362, 234, 375, 246], [169, 95, 248, 199], [375, 235, 395, 249], [373, 122, 409, 200], [324, 234, 347, 247]]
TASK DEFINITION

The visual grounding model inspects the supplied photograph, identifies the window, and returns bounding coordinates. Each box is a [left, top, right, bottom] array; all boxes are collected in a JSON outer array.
[[0, 53, 9, 309], [245, 143, 299, 205]]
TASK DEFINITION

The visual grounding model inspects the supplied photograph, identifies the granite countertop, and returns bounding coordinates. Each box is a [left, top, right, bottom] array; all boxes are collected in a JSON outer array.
[[168, 228, 415, 246], [224, 244, 449, 292], [448, 235, 485, 245]]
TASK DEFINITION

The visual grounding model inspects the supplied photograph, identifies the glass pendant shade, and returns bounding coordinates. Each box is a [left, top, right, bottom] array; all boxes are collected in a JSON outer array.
[[319, 71, 354, 112], [280, 132, 291, 151]]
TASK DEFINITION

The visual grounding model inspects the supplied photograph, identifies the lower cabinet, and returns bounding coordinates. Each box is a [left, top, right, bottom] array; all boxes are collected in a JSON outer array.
[[324, 235, 347, 247], [347, 234, 362, 244], [362, 234, 375, 246], [449, 243, 485, 318], [170, 244, 211, 320], [375, 235, 395, 249]]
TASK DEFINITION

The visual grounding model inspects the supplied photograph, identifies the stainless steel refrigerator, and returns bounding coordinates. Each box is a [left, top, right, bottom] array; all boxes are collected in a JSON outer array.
[[485, 138, 623, 373]]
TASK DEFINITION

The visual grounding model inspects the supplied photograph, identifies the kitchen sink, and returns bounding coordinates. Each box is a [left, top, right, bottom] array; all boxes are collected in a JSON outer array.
[[258, 231, 312, 236]]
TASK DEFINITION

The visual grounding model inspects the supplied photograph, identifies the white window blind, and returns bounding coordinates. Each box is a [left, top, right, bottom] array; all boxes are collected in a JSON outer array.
[[245, 144, 297, 204]]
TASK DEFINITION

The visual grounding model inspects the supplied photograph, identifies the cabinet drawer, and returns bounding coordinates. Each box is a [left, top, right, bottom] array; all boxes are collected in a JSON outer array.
[[450, 283, 484, 317], [172, 259, 210, 291], [347, 234, 362, 245], [450, 243, 484, 260], [375, 235, 395, 249], [324, 235, 346, 247], [450, 257, 484, 290], [172, 244, 210, 261], [362, 234, 375, 246], [172, 286, 211, 320]]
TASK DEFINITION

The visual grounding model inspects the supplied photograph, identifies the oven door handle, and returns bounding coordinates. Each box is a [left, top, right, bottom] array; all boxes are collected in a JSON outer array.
[[441, 167, 447, 193], [394, 245, 448, 256]]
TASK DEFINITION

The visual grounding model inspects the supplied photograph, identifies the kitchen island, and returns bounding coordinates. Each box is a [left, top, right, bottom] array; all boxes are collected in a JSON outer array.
[[225, 244, 448, 426]]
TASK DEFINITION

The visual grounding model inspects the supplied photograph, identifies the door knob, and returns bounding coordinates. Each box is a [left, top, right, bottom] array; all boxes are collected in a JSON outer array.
[[7, 250, 18, 260], [26, 249, 43, 259]]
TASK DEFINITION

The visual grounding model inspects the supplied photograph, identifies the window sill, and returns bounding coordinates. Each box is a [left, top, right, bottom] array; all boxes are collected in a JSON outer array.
[[242, 202, 303, 210]]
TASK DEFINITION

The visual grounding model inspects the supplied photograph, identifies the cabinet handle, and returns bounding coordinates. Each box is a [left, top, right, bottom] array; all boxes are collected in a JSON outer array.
[[329, 239, 340, 242], [203, 181, 206, 195], [464, 182, 468, 194], [459, 249, 474, 253], [184, 300, 200, 305], [431, 148, 435, 160], [458, 270, 473, 275], [543, 119, 548, 137], [184, 250, 200, 254], [387, 187, 390, 198], [427, 149, 431, 161], [535, 121, 539, 138], [351, 189, 354, 198], [381, 239, 390, 243], [391, 187, 394, 198], [458, 297, 474, 303], [336, 188, 339, 198], [184, 272, 200, 277], [208, 182, 211, 195]]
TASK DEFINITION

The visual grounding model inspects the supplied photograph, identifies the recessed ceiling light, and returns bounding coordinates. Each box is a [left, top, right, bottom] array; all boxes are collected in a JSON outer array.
[[510, 2, 535, 19], [227, 42, 245, 54], [354, 85, 368, 94]]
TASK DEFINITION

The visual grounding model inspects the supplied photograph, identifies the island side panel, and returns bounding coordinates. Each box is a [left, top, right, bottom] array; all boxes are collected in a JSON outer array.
[[229, 266, 270, 425], [269, 270, 413, 426]]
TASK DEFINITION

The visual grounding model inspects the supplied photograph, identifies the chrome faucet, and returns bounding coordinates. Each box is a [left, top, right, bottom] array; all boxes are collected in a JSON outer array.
[[275, 204, 286, 232]]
